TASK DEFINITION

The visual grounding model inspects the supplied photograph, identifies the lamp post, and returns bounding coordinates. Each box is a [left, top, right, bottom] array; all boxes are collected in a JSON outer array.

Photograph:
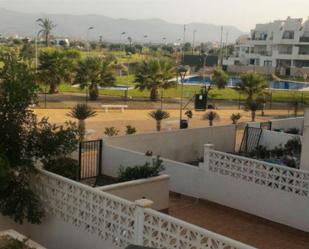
[[192, 29, 196, 54], [120, 32, 126, 52], [34, 20, 48, 108], [87, 26, 94, 54], [177, 65, 188, 129]]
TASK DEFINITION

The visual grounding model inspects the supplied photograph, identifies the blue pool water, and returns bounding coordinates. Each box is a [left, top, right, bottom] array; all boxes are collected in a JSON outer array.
[[181, 76, 309, 90]]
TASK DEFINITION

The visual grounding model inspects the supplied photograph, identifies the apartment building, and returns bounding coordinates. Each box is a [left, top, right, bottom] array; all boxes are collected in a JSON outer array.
[[225, 17, 309, 76]]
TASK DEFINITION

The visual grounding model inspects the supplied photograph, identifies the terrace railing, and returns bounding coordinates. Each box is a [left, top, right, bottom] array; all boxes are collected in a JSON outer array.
[[33, 169, 255, 249], [207, 149, 309, 197]]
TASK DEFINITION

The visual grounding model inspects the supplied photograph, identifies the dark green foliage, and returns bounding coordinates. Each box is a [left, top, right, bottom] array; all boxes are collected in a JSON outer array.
[[0, 167, 45, 225], [284, 138, 302, 155], [249, 145, 270, 159], [0, 51, 79, 224], [38, 49, 80, 93], [74, 56, 116, 100], [104, 127, 120, 136], [118, 157, 165, 182], [126, 125, 137, 135], [238, 72, 267, 102], [44, 157, 80, 180], [67, 104, 97, 121], [247, 138, 301, 168], [135, 59, 176, 101], [31, 118, 79, 165], [285, 128, 300, 135]]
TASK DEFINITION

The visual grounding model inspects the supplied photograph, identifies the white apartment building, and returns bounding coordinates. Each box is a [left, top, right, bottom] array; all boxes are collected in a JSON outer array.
[[225, 17, 309, 76]]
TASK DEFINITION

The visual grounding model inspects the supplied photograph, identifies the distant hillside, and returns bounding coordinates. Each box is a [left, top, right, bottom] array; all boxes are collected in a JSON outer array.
[[0, 8, 244, 43]]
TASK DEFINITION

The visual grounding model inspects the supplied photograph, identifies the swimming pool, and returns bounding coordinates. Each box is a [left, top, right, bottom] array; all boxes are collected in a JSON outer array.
[[181, 75, 309, 90]]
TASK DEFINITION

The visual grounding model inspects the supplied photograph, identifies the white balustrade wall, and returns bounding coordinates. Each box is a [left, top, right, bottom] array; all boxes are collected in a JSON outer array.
[[102, 143, 309, 232], [0, 169, 254, 249]]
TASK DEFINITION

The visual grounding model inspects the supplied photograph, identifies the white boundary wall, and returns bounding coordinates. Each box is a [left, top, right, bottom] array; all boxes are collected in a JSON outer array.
[[0, 169, 254, 249], [102, 144, 309, 232], [271, 117, 304, 133], [259, 129, 301, 149], [104, 125, 236, 163], [96, 175, 170, 211]]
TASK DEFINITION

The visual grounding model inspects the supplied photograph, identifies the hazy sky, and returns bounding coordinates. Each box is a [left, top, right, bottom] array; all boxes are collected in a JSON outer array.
[[0, 0, 308, 31]]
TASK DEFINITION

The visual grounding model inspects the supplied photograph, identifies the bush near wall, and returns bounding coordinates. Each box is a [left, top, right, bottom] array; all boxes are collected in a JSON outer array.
[[118, 156, 165, 182]]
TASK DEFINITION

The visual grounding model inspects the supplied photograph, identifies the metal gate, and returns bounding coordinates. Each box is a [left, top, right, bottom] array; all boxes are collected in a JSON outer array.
[[239, 126, 263, 154], [79, 139, 102, 180]]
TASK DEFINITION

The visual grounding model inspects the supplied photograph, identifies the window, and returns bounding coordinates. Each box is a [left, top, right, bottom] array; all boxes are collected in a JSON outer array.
[[282, 31, 294, 39]]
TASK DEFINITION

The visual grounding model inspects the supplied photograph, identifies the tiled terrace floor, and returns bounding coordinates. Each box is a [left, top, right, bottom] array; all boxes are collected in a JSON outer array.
[[168, 193, 309, 249]]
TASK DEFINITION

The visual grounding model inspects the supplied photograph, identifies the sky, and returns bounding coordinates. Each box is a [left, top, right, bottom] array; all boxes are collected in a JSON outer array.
[[0, 0, 308, 31]]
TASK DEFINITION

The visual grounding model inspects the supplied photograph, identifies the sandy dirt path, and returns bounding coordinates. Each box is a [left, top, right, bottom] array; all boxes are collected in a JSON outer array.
[[33, 108, 300, 140]]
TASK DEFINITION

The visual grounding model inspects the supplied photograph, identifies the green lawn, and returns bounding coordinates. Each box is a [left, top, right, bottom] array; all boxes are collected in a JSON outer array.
[[56, 76, 309, 103]]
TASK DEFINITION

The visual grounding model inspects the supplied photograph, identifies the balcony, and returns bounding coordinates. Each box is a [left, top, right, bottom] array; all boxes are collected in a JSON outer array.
[[300, 37, 309, 42]]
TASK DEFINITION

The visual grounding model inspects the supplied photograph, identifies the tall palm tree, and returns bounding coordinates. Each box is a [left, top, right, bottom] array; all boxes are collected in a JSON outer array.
[[38, 49, 77, 93], [36, 18, 57, 47], [74, 57, 116, 100], [203, 111, 219, 126], [67, 104, 97, 141], [238, 72, 267, 102], [149, 109, 170, 131], [135, 59, 176, 101]]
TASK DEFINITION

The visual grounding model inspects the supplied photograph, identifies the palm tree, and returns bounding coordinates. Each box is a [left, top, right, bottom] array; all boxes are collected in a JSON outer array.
[[127, 37, 133, 47], [36, 18, 57, 47], [199, 67, 228, 107], [203, 111, 219, 126], [38, 49, 78, 94], [238, 72, 267, 102], [135, 59, 176, 101], [246, 100, 260, 122], [67, 104, 97, 141], [74, 57, 116, 100], [149, 109, 170, 131]]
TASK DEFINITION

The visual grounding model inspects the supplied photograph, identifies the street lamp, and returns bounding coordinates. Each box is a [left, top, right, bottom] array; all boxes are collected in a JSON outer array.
[[192, 29, 196, 54], [120, 32, 126, 52], [87, 26, 94, 53], [35, 20, 48, 108], [177, 65, 188, 129]]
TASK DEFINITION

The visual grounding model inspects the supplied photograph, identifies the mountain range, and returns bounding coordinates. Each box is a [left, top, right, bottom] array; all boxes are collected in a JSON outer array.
[[0, 8, 245, 43]]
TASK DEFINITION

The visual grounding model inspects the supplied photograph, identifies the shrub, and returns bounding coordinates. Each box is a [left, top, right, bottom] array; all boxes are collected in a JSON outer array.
[[44, 157, 80, 180], [104, 127, 120, 136], [185, 110, 193, 119], [285, 128, 299, 135], [118, 156, 165, 182], [203, 111, 219, 126], [126, 125, 137, 135], [285, 138, 301, 155], [230, 113, 242, 124]]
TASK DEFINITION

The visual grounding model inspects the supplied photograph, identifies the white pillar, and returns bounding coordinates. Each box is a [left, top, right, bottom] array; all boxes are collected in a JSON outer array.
[[134, 198, 154, 245], [300, 108, 309, 171], [201, 144, 214, 171]]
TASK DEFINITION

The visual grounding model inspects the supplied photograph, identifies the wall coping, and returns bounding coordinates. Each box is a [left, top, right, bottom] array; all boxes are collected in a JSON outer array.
[[96, 174, 170, 191], [0, 229, 47, 249]]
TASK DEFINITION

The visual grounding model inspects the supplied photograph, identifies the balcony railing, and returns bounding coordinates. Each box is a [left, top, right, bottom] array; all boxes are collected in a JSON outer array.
[[33, 169, 255, 249], [300, 37, 309, 42], [207, 150, 309, 197]]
